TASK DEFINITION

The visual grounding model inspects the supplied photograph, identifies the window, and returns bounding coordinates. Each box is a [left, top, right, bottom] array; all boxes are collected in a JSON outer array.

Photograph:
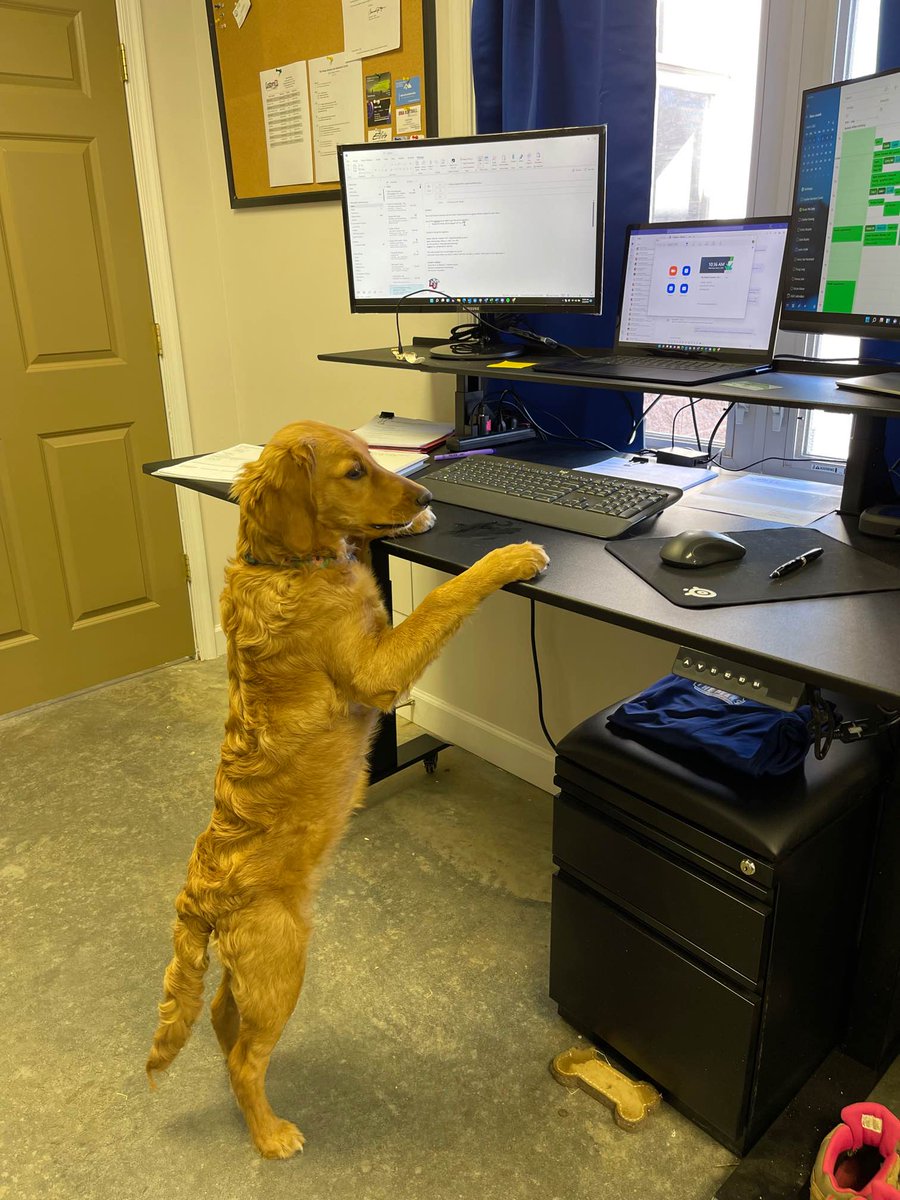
[[642, 0, 881, 480], [652, 0, 764, 223]]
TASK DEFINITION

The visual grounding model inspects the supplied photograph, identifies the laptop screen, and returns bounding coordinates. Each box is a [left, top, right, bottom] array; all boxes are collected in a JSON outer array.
[[616, 218, 790, 357]]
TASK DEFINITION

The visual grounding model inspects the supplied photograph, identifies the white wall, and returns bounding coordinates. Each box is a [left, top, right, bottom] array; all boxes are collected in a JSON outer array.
[[139, 0, 677, 791], [139, 0, 459, 650]]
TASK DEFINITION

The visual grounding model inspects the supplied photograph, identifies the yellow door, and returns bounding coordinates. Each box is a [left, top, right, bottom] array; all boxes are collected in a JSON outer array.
[[0, 0, 194, 714]]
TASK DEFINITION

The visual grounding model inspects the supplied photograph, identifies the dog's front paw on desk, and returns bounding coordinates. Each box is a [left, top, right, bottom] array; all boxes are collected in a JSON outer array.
[[401, 505, 437, 536], [479, 541, 550, 584]]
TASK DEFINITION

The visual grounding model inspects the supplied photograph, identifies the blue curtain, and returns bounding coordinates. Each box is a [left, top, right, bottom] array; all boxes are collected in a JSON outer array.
[[864, 7, 900, 485], [470, 0, 658, 449]]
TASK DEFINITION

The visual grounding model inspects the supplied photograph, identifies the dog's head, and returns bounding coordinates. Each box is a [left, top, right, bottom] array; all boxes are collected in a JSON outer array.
[[232, 420, 433, 560]]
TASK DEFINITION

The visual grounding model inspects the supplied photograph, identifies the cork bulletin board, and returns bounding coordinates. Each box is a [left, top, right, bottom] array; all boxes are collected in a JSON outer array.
[[205, 0, 438, 207]]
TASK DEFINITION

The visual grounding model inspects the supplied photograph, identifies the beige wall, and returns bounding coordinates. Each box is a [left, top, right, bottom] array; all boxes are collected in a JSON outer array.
[[140, 0, 676, 791]]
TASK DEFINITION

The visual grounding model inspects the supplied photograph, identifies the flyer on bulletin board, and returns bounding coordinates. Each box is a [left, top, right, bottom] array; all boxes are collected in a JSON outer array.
[[309, 52, 364, 182], [259, 60, 313, 187]]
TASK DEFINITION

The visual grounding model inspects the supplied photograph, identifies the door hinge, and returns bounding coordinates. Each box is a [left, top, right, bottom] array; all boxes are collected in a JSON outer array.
[[183, 553, 192, 583], [154, 322, 163, 356], [119, 42, 128, 83]]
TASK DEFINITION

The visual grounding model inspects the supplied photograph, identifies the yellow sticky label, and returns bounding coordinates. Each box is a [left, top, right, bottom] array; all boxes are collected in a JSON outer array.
[[485, 360, 539, 369], [862, 1114, 883, 1134]]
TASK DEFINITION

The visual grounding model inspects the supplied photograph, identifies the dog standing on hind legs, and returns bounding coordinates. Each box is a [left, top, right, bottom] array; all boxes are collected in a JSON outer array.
[[146, 420, 549, 1159]]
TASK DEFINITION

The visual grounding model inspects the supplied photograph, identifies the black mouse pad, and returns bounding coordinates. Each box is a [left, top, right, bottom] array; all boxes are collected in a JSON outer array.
[[606, 527, 900, 608]]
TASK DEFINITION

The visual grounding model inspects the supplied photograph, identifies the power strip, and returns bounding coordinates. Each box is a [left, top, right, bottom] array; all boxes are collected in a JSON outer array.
[[671, 646, 805, 712], [444, 427, 537, 452]]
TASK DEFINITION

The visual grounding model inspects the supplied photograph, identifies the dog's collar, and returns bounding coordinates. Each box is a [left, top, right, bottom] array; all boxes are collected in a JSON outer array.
[[243, 551, 355, 569]]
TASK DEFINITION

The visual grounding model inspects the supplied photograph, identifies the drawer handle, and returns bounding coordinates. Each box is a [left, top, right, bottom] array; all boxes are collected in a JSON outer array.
[[740, 859, 757, 877]]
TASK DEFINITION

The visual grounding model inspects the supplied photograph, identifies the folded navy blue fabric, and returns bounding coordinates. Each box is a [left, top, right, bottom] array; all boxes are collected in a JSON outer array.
[[607, 675, 813, 777]]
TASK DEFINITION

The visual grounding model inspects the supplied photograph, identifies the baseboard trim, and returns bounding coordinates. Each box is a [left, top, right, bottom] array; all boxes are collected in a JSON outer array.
[[410, 687, 556, 793]]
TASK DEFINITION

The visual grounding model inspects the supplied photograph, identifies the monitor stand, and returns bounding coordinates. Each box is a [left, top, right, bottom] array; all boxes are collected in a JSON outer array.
[[428, 320, 526, 363]]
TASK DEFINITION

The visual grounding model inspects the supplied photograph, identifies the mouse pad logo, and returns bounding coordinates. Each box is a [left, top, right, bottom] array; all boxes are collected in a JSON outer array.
[[683, 585, 717, 598]]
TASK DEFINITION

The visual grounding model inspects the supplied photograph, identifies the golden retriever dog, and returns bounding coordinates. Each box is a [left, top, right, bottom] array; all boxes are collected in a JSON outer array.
[[146, 420, 549, 1158]]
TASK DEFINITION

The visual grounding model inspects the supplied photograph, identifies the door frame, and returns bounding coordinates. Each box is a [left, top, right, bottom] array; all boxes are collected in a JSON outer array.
[[113, 0, 217, 660]]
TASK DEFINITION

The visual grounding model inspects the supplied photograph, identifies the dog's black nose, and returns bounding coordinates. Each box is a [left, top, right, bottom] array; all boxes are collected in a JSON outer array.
[[417, 490, 433, 506]]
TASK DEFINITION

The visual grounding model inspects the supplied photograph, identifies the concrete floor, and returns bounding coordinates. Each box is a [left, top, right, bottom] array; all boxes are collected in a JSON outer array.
[[2, 655, 862, 1200]]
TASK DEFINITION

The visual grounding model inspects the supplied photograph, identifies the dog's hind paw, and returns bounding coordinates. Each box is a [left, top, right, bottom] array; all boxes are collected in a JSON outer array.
[[255, 1119, 305, 1160]]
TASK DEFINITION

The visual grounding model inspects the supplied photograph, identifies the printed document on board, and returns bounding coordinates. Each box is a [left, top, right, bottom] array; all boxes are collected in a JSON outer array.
[[259, 60, 313, 187], [309, 53, 364, 183], [342, 0, 400, 60]]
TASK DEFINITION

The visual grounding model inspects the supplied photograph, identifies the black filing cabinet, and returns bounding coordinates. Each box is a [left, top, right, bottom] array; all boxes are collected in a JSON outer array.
[[549, 701, 886, 1154]]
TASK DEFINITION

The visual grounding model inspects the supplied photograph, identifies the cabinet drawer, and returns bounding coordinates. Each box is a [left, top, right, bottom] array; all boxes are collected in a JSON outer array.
[[550, 872, 758, 1146], [554, 793, 769, 984]]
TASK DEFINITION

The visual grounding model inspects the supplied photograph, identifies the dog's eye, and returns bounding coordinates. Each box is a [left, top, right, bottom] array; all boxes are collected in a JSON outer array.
[[345, 463, 365, 480]]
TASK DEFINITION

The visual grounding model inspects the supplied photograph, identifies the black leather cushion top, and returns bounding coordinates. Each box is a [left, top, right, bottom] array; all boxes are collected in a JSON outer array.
[[555, 694, 890, 861]]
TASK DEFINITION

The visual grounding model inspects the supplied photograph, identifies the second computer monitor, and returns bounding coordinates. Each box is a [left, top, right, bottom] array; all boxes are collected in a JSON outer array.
[[337, 126, 606, 314], [782, 64, 900, 339]]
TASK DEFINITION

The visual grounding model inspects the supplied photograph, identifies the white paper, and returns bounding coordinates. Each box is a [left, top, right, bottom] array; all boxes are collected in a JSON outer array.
[[152, 445, 263, 484], [395, 103, 421, 134], [678, 472, 842, 524], [582, 456, 717, 492], [342, 0, 401, 60], [233, 0, 250, 28], [353, 413, 454, 450], [368, 128, 390, 142], [309, 53, 364, 183], [369, 448, 428, 476], [259, 60, 313, 187]]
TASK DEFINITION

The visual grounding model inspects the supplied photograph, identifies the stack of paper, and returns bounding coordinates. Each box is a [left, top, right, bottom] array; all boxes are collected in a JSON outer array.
[[581, 456, 716, 492], [152, 441, 428, 485], [353, 412, 454, 452], [151, 444, 263, 483], [368, 448, 429, 477]]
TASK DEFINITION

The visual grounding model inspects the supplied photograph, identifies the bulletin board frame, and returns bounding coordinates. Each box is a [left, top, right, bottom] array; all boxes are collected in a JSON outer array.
[[205, 0, 439, 208]]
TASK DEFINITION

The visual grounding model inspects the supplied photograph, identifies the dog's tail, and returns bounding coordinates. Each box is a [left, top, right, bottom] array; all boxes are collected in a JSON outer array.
[[146, 908, 213, 1087]]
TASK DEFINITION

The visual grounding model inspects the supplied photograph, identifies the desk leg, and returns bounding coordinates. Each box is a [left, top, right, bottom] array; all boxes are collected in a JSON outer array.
[[841, 413, 890, 516], [368, 542, 449, 785]]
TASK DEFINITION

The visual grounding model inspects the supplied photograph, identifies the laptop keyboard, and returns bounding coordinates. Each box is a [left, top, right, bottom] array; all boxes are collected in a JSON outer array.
[[425, 456, 682, 540], [541, 354, 760, 375]]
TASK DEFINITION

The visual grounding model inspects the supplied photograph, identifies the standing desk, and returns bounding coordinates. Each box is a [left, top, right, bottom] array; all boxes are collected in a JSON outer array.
[[314, 343, 900, 1198], [147, 348, 900, 1199]]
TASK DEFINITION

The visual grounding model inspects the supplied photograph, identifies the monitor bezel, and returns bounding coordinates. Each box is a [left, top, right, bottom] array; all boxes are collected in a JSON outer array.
[[614, 215, 792, 363], [781, 64, 900, 340], [336, 125, 606, 315]]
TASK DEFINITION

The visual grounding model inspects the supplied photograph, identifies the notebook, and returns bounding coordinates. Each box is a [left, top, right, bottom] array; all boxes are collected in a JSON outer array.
[[836, 372, 900, 398], [352, 412, 454, 451], [540, 216, 791, 386]]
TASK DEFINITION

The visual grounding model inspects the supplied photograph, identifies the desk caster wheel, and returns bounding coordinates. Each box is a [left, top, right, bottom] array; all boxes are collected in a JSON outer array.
[[424, 751, 439, 774]]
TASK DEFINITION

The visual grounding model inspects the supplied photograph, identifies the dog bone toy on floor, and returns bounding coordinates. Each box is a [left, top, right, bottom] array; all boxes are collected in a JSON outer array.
[[550, 1047, 661, 1130]]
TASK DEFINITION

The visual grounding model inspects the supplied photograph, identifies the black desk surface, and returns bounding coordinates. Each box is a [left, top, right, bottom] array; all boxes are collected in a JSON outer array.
[[144, 446, 900, 706], [317, 344, 900, 417]]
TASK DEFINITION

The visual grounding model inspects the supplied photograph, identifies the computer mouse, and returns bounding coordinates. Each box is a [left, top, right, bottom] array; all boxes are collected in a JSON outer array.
[[659, 529, 747, 568]]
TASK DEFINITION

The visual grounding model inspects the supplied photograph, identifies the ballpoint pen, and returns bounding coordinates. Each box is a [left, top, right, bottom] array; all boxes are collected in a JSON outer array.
[[769, 547, 824, 579], [432, 449, 496, 460]]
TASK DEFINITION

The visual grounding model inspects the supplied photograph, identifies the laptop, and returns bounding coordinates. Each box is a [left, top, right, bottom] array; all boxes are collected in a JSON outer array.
[[541, 215, 791, 386]]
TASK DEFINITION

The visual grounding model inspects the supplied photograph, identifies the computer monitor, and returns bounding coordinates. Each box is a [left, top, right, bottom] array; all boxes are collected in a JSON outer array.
[[336, 127, 606, 330], [782, 65, 900, 340], [617, 217, 790, 359]]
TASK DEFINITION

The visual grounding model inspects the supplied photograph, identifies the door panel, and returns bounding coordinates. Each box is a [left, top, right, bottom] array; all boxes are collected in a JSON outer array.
[[0, 0, 194, 713], [1, 138, 116, 361], [0, 6, 85, 90]]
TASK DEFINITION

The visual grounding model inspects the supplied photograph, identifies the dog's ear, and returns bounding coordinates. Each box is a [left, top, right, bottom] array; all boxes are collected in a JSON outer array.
[[232, 434, 318, 552]]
